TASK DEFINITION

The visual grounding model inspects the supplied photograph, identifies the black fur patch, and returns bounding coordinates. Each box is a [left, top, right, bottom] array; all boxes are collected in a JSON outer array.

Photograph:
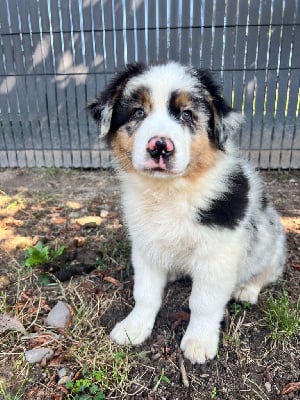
[[110, 87, 150, 136], [192, 69, 232, 117], [168, 91, 181, 119], [109, 101, 133, 134], [196, 169, 249, 229], [86, 63, 147, 141], [193, 69, 233, 151]]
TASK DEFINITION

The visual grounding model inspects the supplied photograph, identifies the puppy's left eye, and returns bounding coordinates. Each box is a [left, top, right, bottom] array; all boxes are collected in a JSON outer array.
[[133, 108, 145, 119], [180, 110, 193, 122]]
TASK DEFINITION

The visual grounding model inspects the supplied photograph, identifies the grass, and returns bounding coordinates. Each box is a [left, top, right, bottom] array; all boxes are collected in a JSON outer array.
[[263, 288, 300, 345], [0, 270, 149, 399], [62, 281, 151, 398], [98, 231, 131, 272], [0, 363, 30, 400], [222, 301, 252, 348], [152, 367, 170, 392], [0, 169, 299, 399]]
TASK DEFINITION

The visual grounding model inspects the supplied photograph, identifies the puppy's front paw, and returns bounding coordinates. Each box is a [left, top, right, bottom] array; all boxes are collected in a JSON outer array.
[[110, 313, 153, 345], [180, 332, 218, 364], [233, 283, 260, 304]]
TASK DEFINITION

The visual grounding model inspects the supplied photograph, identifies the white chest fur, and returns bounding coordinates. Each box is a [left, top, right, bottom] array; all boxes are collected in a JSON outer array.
[[120, 173, 244, 274]]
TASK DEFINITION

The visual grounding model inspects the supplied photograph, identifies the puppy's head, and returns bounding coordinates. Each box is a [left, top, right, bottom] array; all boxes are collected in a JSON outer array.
[[87, 62, 242, 178]]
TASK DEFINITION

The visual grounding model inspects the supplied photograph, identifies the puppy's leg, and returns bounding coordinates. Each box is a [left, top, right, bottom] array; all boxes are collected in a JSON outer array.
[[110, 246, 167, 345], [234, 241, 285, 304], [180, 273, 234, 364], [233, 262, 283, 304]]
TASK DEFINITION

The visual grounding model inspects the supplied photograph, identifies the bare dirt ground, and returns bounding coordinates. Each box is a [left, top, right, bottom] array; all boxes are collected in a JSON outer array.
[[0, 168, 299, 400]]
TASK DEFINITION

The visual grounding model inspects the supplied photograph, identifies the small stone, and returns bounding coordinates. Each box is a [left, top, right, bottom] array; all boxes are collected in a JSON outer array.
[[100, 209, 109, 218], [265, 382, 272, 393], [46, 301, 72, 328], [25, 348, 54, 364], [69, 211, 81, 218], [57, 367, 67, 379]]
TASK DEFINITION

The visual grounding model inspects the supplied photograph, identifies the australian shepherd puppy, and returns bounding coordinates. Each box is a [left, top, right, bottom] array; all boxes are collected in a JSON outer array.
[[87, 62, 286, 364]]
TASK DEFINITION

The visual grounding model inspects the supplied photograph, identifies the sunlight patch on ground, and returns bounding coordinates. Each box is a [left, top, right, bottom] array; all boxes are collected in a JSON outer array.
[[281, 216, 300, 234]]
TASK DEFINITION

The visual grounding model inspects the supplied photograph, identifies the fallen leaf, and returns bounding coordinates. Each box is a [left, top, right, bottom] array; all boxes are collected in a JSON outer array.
[[66, 200, 82, 210], [59, 386, 70, 396], [1, 216, 24, 227], [57, 328, 73, 340], [53, 394, 64, 400], [73, 236, 85, 247], [103, 276, 121, 286], [291, 264, 300, 270], [25, 389, 37, 399], [170, 310, 190, 330], [51, 216, 67, 224], [282, 381, 300, 395], [28, 333, 58, 348], [49, 354, 65, 366], [0, 313, 26, 333], [72, 216, 102, 226]]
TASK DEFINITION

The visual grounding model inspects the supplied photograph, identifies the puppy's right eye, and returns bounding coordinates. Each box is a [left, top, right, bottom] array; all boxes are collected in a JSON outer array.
[[133, 108, 145, 119], [180, 110, 193, 122]]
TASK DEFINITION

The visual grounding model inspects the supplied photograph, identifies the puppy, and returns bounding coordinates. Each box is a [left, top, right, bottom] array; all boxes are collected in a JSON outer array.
[[87, 62, 286, 364]]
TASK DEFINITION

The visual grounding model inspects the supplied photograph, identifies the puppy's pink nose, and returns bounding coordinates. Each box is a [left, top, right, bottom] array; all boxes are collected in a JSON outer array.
[[147, 137, 175, 159]]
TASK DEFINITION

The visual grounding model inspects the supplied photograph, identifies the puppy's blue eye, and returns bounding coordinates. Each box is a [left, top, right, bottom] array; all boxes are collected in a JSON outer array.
[[181, 110, 193, 122], [133, 108, 145, 119]]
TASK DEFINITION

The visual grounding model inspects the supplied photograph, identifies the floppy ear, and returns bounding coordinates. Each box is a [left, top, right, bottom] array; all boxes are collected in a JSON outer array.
[[86, 99, 113, 139], [210, 97, 243, 151], [87, 62, 147, 141], [192, 69, 243, 151]]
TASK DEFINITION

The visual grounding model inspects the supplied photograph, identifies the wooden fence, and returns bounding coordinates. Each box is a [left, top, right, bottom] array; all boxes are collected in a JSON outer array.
[[0, 0, 299, 168]]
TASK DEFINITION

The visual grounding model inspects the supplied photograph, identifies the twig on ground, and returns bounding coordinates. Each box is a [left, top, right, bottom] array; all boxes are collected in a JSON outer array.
[[178, 353, 189, 388]]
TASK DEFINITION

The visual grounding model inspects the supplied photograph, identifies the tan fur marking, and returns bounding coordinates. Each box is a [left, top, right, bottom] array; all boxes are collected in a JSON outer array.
[[111, 129, 135, 173], [133, 87, 151, 112], [184, 129, 221, 181], [175, 92, 191, 109]]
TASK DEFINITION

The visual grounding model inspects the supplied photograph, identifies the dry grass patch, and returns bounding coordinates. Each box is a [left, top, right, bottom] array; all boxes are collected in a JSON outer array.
[[0, 168, 299, 399]]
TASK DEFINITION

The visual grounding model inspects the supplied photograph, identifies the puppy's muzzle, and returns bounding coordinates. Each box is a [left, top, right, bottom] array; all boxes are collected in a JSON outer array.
[[146, 137, 175, 160]]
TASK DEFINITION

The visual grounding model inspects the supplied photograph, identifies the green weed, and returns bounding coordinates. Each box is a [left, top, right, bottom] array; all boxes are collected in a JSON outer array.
[[263, 289, 300, 344], [153, 368, 170, 392], [66, 368, 106, 400], [66, 353, 131, 400], [22, 241, 66, 269], [229, 301, 252, 315], [211, 386, 217, 399]]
